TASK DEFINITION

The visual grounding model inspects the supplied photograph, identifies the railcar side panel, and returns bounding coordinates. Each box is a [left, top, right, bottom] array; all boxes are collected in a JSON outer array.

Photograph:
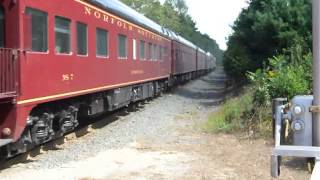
[[171, 40, 196, 75], [197, 50, 206, 71], [1, 0, 172, 141], [17, 0, 171, 107]]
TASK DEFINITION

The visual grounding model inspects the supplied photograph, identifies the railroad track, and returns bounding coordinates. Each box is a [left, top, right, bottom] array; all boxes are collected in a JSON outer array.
[[0, 100, 151, 170]]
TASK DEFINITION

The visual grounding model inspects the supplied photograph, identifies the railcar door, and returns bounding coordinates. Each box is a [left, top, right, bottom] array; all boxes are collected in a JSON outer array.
[[0, 3, 19, 100], [0, 6, 4, 47]]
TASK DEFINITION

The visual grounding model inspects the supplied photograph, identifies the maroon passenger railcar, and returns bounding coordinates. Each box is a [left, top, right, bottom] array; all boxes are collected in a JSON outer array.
[[197, 49, 207, 75], [0, 0, 214, 158], [0, 0, 172, 157], [171, 37, 197, 82]]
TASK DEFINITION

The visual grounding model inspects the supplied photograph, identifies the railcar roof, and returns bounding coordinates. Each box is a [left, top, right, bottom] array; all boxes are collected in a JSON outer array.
[[198, 48, 206, 54], [166, 30, 197, 49], [89, 0, 164, 35], [88, 0, 198, 49], [177, 35, 198, 49]]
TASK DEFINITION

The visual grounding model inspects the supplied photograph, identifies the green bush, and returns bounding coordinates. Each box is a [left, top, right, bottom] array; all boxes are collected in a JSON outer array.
[[220, 0, 313, 138], [269, 65, 310, 98], [223, 0, 312, 80], [248, 50, 312, 105], [204, 89, 253, 133], [247, 69, 271, 105], [204, 88, 273, 137]]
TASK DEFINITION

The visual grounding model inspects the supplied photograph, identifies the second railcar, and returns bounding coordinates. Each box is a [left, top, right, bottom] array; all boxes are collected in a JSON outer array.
[[171, 36, 198, 83], [196, 49, 207, 75]]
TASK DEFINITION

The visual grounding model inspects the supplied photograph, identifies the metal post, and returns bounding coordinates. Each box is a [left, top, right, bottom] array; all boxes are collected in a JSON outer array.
[[272, 99, 280, 139], [313, 0, 320, 147], [272, 98, 287, 140], [275, 106, 283, 147]]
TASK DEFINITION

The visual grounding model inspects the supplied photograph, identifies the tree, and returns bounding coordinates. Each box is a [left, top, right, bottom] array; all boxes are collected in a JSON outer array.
[[164, 0, 188, 15], [224, 0, 312, 79]]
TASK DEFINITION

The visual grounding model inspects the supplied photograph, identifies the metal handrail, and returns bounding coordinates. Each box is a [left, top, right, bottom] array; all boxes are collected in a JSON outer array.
[[0, 48, 19, 99]]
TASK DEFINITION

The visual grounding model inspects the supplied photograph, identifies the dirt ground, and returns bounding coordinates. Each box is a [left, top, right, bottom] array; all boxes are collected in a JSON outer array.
[[0, 68, 311, 180]]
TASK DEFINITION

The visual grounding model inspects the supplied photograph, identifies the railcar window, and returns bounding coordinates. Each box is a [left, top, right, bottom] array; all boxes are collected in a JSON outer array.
[[164, 47, 168, 60], [148, 43, 152, 60], [133, 39, 137, 60], [77, 22, 87, 55], [158, 46, 161, 60], [26, 8, 48, 52], [96, 28, 108, 57], [139, 40, 146, 60], [164, 47, 168, 56], [153, 44, 159, 61], [159, 46, 163, 61], [55, 16, 71, 54], [175, 49, 179, 61], [118, 34, 127, 59], [163, 46, 166, 60], [152, 44, 155, 60], [153, 44, 158, 61], [0, 7, 4, 47]]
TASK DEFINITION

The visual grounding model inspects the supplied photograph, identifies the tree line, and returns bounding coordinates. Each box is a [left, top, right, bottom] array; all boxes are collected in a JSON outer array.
[[120, 0, 223, 63], [203, 0, 313, 137], [224, 0, 312, 104]]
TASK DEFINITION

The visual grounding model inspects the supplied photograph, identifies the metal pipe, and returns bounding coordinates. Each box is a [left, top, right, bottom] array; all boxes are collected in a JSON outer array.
[[313, 0, 320, 147]]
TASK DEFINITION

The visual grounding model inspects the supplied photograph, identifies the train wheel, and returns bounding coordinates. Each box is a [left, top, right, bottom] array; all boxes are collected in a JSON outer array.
[[30, 112, 55, 145]]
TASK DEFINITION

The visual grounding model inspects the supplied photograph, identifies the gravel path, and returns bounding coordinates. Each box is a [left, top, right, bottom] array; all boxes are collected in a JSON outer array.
[[0, 67, 310, 180]]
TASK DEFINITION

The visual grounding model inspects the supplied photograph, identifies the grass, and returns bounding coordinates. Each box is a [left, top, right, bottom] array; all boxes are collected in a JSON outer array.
[[203, 87, 273, 138]]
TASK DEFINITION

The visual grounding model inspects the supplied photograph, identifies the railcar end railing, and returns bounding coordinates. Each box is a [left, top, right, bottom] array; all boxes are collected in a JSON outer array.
[[0, 48, 20, 100]]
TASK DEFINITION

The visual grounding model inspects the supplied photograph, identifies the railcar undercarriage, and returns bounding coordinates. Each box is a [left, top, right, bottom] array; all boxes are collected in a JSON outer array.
[[1, 80, 168, 159]]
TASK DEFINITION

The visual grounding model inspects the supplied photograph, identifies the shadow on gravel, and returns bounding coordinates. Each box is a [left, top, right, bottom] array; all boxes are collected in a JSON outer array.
[[193, 86, 226, 92], [282, 157, 310, 172], [0, 154, 35, 171], [200, 77, 227, 85], [174, 71, 229, 107], [199, 100, 224, 107], [90, 100, 148, 130], [174, 88, 226, 100], [0, 137, 65, 171]]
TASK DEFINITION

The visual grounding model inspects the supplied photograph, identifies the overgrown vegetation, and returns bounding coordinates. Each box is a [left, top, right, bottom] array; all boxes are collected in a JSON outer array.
[[204, 88, 272, 137], [248, 49, 312, 105], [120, 0, 224, 63], [205, 0, 313, 137], [204, 89, 253, 133], [224, 0, 311, 81], [224, 0, 312, 102]]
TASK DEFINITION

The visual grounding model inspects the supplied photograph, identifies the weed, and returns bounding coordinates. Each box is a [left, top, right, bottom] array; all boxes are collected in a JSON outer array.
[[204, 87, 273, 138]]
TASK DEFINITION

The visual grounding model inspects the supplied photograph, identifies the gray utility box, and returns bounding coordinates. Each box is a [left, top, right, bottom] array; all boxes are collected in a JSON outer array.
[[291, 96, 313, 146]]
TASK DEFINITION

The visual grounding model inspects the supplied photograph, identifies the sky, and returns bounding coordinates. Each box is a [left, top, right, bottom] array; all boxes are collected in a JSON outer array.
[[183, 0, 248, 50]]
